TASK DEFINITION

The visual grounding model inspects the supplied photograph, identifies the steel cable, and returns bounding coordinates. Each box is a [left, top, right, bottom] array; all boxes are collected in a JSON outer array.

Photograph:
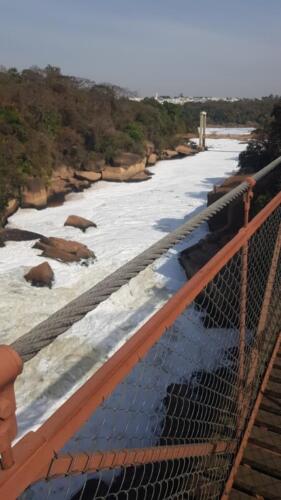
[[11, 156, 281, 362]]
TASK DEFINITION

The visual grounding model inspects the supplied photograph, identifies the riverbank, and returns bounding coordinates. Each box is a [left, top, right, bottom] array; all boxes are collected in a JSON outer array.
[[1, 130, 251, 342], [0, 141, 198, 227], [0, 130, 251, 440]]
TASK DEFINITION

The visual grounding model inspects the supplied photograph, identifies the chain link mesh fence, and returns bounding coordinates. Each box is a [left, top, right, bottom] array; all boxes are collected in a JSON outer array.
[[19, 204, 281, 500]]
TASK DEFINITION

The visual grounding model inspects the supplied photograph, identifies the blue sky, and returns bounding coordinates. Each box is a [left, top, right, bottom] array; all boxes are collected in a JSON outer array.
[[0, 0, 280, 97]]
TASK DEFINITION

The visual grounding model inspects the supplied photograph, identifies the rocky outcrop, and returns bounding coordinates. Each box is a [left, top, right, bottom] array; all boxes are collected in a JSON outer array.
[[0, 228, 43, 246], [24, 262, 54, 288], [179, 230, 233, 279], [1, 199, 19, 226], [74, 171, 102, 182], [207, 175, 248, 231], [102, 153, 147, 182], [160, 149, 178, 160], [64, 215, 97, 232], [33, 236, 95, 263], [21, 178, 48, 209], [47, 166, 90, 206], [2, 138, 201, 226], [175, 144, 196, 156], [147, 153, 158, 165], [125, 171, 152, 183], [179, 230, 238, 328]]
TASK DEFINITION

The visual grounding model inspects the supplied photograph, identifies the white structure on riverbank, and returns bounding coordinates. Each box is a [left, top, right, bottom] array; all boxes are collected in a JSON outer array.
[[129, 95, 240, 105]]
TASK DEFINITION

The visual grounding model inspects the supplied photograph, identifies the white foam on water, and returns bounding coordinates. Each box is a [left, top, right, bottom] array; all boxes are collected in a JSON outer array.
[[0, 131, 249, 440]]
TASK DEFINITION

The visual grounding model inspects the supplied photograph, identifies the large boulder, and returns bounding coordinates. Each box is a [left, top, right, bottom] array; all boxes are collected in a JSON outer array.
[[0, 228, 43, 246], [160, 149, 178, 160], [125, 171, 152, 183], [102, 153, 146, 182], [47, 165, 91, 206], [74, 171, 102, 182], [64, 215, 97, 232], [21, 178, 47, 209], [175, 144, 196, 156], [33, 236, 95, 263], [111, 152, 143, 168], [147, 153, 158, 166], [24, 262, 54, 288]]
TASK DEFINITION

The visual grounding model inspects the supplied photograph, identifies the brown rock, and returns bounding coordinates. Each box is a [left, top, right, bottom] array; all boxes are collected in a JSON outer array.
[[125, 171, 152, 183], [33, 236, 95, 263], [207, 175, 248, 231], [34, 242, 81, 263], [102, 155, 146, 182], [112, 152, 143, 168], [161, 149, 178, 160], [21, 179, 47, 209], [24, 262, 54, 288], [75, 171, 102, 182], [0, 228, 43, 246], [147, 153, 158, 166], [47, 178, 72, 197], [179, 230, 236, 328], [47, 169, 91, 206], [175, 144, 195, 156], [64, 215, 97, 232]]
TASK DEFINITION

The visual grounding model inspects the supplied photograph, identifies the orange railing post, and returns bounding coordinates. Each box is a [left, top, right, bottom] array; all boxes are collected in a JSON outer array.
[[0, 346, 23, 470]]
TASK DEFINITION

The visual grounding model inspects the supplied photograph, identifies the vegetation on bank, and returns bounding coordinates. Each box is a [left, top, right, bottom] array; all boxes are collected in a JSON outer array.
[[0, 65, 192, 212], [238, 100, 281, 210], [0, 65, 280, 214], [182, 96, 280, 127]]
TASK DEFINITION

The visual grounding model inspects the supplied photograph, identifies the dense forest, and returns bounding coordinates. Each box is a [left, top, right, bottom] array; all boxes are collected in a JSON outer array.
[[183, 96, 280, 127], [239, 102, 281, 171], [238, 100, 281, 209], [0, 65, 280, 214], [0, 65, 192, 212]]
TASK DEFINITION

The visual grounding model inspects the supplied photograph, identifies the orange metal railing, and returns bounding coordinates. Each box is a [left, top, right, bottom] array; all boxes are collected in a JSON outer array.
[[0, 189, 280, 499]]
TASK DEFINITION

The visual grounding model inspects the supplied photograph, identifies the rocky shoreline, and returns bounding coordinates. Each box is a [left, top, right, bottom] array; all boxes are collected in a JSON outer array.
[[178, 163, 277, 282], [1, 133, 254, 289], [0, 139, 199, 287], [1, 140, 198, 226]]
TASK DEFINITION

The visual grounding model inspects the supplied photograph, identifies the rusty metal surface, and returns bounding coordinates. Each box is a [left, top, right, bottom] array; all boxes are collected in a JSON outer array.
[[0, 346, 23, 470], [0, 193, 280, 499]]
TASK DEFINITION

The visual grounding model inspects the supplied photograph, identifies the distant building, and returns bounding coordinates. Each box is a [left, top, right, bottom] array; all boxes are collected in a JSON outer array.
[[129, 95, 240, 105]]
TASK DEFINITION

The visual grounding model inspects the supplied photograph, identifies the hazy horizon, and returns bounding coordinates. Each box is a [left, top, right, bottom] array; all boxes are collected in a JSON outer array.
[[1, 0, 281, 98]]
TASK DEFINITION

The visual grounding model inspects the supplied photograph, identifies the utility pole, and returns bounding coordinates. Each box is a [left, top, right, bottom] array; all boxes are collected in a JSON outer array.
[[199, 111, 207, 150]]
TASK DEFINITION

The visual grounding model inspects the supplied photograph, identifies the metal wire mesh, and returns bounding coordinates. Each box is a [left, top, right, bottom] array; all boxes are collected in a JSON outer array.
[[21, 205, 281, 500]]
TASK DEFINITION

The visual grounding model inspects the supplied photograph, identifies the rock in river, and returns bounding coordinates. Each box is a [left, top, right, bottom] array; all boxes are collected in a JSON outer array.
[[33, 236, 95, 263], [0, 228, 43, 246], [24, 262, 54, 288], [64, 215, 97, 232]]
